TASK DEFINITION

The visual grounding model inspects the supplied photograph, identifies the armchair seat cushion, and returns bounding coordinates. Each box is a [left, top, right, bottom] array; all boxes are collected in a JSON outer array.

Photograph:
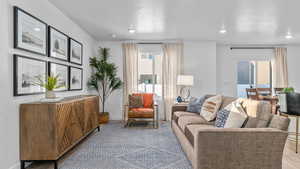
[[128, 108, 154, 118], [178, 115, 214, 132]]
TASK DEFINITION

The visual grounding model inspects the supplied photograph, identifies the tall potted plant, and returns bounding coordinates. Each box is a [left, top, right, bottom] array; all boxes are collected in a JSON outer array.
[[88, 47, 122, 124]]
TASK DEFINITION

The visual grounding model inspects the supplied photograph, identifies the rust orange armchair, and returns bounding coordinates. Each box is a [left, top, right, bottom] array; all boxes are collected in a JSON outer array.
[[124, 93, 158, 128]]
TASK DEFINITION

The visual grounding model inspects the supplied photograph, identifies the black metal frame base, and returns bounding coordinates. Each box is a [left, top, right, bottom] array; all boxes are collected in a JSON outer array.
[[20, 126, 100, 169]]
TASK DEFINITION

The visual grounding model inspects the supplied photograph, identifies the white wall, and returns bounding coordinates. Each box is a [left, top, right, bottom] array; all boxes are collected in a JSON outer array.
[[0, 0, 97, 169], [183, 41, 217, 96]]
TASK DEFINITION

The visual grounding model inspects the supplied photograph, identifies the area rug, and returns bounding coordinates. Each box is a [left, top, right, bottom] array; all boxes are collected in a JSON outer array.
[[29, 121, 192, 169]]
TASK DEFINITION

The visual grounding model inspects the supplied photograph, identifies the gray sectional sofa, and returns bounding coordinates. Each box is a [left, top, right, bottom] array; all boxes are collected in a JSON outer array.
[[171, 95, 290, 169]]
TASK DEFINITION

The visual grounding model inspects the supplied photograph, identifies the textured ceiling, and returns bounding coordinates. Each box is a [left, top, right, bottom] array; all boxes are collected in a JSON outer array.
[[49, 0, 300, 44]]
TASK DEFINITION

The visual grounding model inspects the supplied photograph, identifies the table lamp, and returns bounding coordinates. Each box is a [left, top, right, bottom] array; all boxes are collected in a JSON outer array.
[[177, 75, 194, 102]]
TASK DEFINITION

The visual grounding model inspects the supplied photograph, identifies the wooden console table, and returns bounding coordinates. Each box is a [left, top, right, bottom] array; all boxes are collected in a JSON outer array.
[[20, 95, 100, 169]]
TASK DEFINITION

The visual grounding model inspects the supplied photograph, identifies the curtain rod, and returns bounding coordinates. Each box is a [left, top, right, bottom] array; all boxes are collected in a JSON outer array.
[[230, 47, 275, 50], [137, 42, 163, 44]]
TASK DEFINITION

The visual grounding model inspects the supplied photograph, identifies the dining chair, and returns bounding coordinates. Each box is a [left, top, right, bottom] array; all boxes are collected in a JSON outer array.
[[256, 88, 272, 96], [246, 88, 260, 100]]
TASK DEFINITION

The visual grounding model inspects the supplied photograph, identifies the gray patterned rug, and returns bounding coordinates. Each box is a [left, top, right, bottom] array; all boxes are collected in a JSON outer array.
[[29, 121, 192, 169]]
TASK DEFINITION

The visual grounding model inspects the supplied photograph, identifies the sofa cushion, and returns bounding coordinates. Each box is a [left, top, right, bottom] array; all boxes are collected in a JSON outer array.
[[185, 124, 216, 147], [132, 93, 154, 108], [200, 95, 223, 121], [268, 115, 290, 131], [187, 95, 209, 113], [178, 115, 213, 132], [239, 98, 272, 128], [173, 111, 199, 124]]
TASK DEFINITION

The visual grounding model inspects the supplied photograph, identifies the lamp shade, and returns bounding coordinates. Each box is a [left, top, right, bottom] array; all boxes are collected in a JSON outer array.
[[177, 75, 194, 86]]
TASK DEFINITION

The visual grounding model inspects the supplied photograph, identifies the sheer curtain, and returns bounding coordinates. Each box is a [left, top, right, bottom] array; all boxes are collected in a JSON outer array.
[[272, 48, 289, 88], [122, 43, 139, 106], [162, 43, 183, 121]]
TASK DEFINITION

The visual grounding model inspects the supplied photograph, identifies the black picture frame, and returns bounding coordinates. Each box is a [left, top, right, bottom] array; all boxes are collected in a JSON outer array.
[[48, 26, 69, 61], [48, 62, 69, 92], [14, 6, 48, 56], [69, 66, 83, 91], [13, 54, 47, 96], [69, 38, 83, 65]]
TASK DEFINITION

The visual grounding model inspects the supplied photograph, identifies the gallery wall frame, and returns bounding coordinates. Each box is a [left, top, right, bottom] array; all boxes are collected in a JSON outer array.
[[48, 62, 69, 92], [48, 26, 69, 61], [14, 6, 48, 56], [69, 38, 83, 65], [69, 66, 83, 91], [13, 54, 47, 96]]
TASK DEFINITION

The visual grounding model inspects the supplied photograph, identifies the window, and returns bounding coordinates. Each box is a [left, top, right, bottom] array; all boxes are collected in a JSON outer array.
[[137, 45, 163, 97], [237, 60, 271, 98]]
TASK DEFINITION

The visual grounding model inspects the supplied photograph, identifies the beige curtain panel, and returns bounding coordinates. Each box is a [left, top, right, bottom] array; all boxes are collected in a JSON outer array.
[[272, 48, 289, 88], [162, 43, 183, 121], [122, 43, 139, 106]]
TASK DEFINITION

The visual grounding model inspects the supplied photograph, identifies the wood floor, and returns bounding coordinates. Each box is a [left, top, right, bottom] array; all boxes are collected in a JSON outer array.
[[283, 140, 300, 169]]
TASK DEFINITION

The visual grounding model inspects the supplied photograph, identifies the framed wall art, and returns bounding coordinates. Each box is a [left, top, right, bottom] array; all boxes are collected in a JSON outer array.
[[13, 54, 47, 96], [69, 66, 83, 91], [48, 26, 69, 61], [48, 62, 69, 91], [69, 38, 83, 65], [14, 6, 47, 55]]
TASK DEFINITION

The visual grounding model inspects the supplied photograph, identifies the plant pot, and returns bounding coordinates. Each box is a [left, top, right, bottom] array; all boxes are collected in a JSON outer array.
[[45, 90, 56, 99], [99, 112, 109, 124]]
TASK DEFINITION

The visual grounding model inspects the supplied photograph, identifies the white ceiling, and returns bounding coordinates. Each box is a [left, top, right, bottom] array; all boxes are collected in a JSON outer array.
[[49, 0, 300, 44]]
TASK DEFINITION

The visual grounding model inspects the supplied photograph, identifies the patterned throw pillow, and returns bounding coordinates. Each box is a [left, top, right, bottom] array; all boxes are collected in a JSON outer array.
[[129, 95, 143, 108], [215, 101, 248, 128], [200, 95, 223, 121], [186, 95, 208, 113], [215, 109, 230, 128]]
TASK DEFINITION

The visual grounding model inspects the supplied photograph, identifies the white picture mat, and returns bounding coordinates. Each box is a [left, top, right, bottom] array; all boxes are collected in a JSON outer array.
[[70, 39, 82, 64], [17, 10, 46, 54], [17, 57, 46, 94], [49, 63, 68, 91], [70, 67, 82, 90], [50, 29, 68, 60]]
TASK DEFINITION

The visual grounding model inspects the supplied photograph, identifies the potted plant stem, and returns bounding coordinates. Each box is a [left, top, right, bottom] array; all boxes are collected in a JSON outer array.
[[88, 47, 122, 124]]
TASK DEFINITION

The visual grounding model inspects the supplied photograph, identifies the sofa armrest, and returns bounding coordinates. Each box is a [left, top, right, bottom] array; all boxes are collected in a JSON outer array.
[[171, 104, 188, 118], [194, 128, 288, 169]]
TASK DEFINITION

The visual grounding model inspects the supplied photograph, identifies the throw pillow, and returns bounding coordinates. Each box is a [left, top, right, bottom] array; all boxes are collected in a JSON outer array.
[[215, 101, 248, 128], [186, 95, 208, 113], [200, 95, 223, 121], [129, 95, 143, 108]]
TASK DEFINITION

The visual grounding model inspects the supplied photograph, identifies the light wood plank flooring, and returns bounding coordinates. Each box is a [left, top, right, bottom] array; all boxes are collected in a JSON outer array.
[[283, 140, 300, 169]]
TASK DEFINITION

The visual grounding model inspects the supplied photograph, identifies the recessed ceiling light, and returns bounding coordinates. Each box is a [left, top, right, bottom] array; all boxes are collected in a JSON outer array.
[[128, 28, 136, 34], [111, 34, 117, 38], [219, 29, 227, 34], [128, 25, 136, 34], [285, 32, 293, 39], [34, 27, 41, 32]]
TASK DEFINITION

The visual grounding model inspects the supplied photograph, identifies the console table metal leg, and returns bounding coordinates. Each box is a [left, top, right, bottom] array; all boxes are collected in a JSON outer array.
[[296, 116, 299, 153], [54, 160, 58, 169], [20, 161, 25, 169]]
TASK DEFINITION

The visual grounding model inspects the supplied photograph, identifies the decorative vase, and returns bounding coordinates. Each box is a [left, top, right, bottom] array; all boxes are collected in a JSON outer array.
[[99, 112, 109, 124], [45, 90, 56, 99]]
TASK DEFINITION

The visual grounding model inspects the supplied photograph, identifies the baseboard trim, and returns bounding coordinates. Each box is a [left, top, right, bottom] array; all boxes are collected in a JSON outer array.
[[8, 162, 19, 169]]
